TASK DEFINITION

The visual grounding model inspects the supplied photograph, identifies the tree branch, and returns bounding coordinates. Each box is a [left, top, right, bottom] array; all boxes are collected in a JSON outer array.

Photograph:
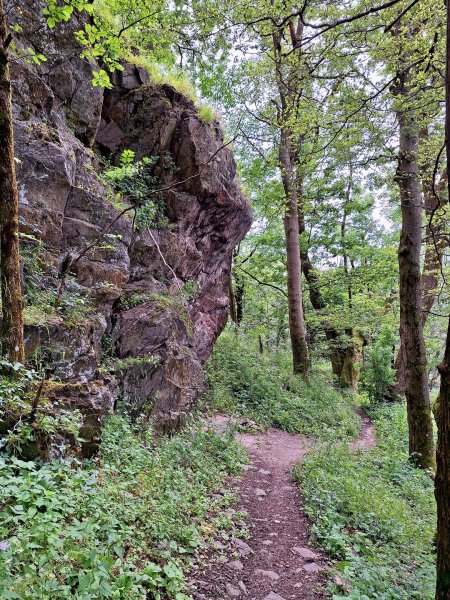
[[237, 266, 288, 297]]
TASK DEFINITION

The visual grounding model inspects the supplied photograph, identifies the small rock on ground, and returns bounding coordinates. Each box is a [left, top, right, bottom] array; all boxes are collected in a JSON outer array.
[[227, 560, 244, 571], [226, 583, 241, 597], [302, 562, 320, 573], [233, 539, 253, 556], [263, 593, 285, 600], [292, 546, 318, 560], [254, 569, 280, 581]]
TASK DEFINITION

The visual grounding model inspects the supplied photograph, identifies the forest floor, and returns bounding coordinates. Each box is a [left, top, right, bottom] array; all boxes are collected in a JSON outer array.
[[191, 412, 375, 600]]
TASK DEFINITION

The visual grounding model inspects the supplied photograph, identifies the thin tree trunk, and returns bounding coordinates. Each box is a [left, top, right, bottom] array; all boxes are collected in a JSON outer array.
[[280, 133, 309, 376], [0, 1, 24, 363], [435, 2, 450, 595], [338, 172, 361, 390], [234, 271, 244, 326], [258, 334, 264, 354], [230, 248, 244, 326], [341, 171, 353, 310], [229, 277, 237, 324], [272, 25, 309, 377], [421, 163, 447, 319], [393, 64, 435, 470], [391, 347, 406, 397]]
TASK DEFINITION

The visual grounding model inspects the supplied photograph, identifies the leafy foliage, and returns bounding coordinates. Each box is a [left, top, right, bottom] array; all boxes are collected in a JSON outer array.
[[0, 416, 246, 599], [360, 326, 397, 404], [0, 362, 84, 459], [295, 404, 436, 599], [100, 150, 169, 230], [207, 330, 360, 441]]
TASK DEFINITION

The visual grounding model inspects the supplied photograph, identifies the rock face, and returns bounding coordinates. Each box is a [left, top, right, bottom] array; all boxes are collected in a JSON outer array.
[[7, 1, 251, 441]]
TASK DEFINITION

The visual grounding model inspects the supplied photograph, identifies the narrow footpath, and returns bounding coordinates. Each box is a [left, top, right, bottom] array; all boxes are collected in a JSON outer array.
[[191, 412, 375, 600]]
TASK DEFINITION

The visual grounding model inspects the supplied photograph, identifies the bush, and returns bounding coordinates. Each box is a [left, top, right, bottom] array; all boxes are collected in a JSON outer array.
[[0, 415, 246, 599], [360, 326, 396, 403], [206, 330, 360, 441], [100, 150, 169, 230], [294, 403, 436, 599]]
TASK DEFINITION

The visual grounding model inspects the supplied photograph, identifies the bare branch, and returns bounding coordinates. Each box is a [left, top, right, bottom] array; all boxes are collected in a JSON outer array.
[[237, 266, 288, 297]]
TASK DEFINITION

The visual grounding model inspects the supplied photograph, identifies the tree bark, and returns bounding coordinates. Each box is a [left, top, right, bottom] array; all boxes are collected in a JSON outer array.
[[391, 346, 406, 397], [258, 334, 264, 354], [392, 64, 435, 470], [435, 2, 450, 595], [229, 277, 237, 324], [0, 1, 24, 363], [229, 247, 244, 326], [392, 146, 447, 398], [421, 167, 447, 318], [234, 270, 244, 326], [436, 319, 450, 598], [272, 25, 310, 377], [280, 132, 310, 376]]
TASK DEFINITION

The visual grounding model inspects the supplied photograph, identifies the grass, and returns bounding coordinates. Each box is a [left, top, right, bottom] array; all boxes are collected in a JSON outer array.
[[0, 415, 247, 599], [122, 53, 219, 127], [198, 105, 219, 125], [294, 403, 436, 599], [206, 330, 360, 442]]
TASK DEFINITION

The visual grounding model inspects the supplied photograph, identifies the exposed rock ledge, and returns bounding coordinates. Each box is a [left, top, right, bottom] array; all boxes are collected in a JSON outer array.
[[7, 0, 252, 453]]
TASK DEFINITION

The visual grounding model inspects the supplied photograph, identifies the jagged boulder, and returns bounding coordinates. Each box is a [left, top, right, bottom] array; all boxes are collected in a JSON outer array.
[[8, 0, 252, 439]]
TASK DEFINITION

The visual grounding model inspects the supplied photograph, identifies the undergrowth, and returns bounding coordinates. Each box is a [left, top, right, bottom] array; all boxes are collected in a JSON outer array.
[[206, 330, 360, 441], [295, 403, 436, 599], [0, 415, 246, 599]]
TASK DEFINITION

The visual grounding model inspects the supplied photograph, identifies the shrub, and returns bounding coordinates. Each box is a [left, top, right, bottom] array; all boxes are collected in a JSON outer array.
[[100, 150, 168, 230], [0, 361, 84, 459], [360, 326, 396, 403], [206, 330, 360, 442], [198, 105, 219, 124]]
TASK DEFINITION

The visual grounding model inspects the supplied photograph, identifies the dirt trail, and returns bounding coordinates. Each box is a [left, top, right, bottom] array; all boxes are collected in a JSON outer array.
[[191, 412, 375, 600], [349, 408, 376, 452]]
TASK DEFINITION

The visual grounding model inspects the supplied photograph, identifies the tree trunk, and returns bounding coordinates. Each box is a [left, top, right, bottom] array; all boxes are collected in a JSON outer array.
[[272, 26, 310, 378], [280, 133, 309, 376], [258, 334, 264, 354], [393, 66, 435, 470], [391, 346, 406, 397], [421, 167, 447, 318], [392, 144, 447, 399], [338, 174, 361, 390], [229, 277, 237, 324], [435, 2, 450, 595], [0, 1, 24, 363], [234, 270, 244, 326], [436, 319, 450, 598]]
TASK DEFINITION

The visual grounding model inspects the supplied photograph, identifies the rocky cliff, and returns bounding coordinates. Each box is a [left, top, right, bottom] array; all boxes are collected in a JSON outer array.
[[7, 1, 251, 453]]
